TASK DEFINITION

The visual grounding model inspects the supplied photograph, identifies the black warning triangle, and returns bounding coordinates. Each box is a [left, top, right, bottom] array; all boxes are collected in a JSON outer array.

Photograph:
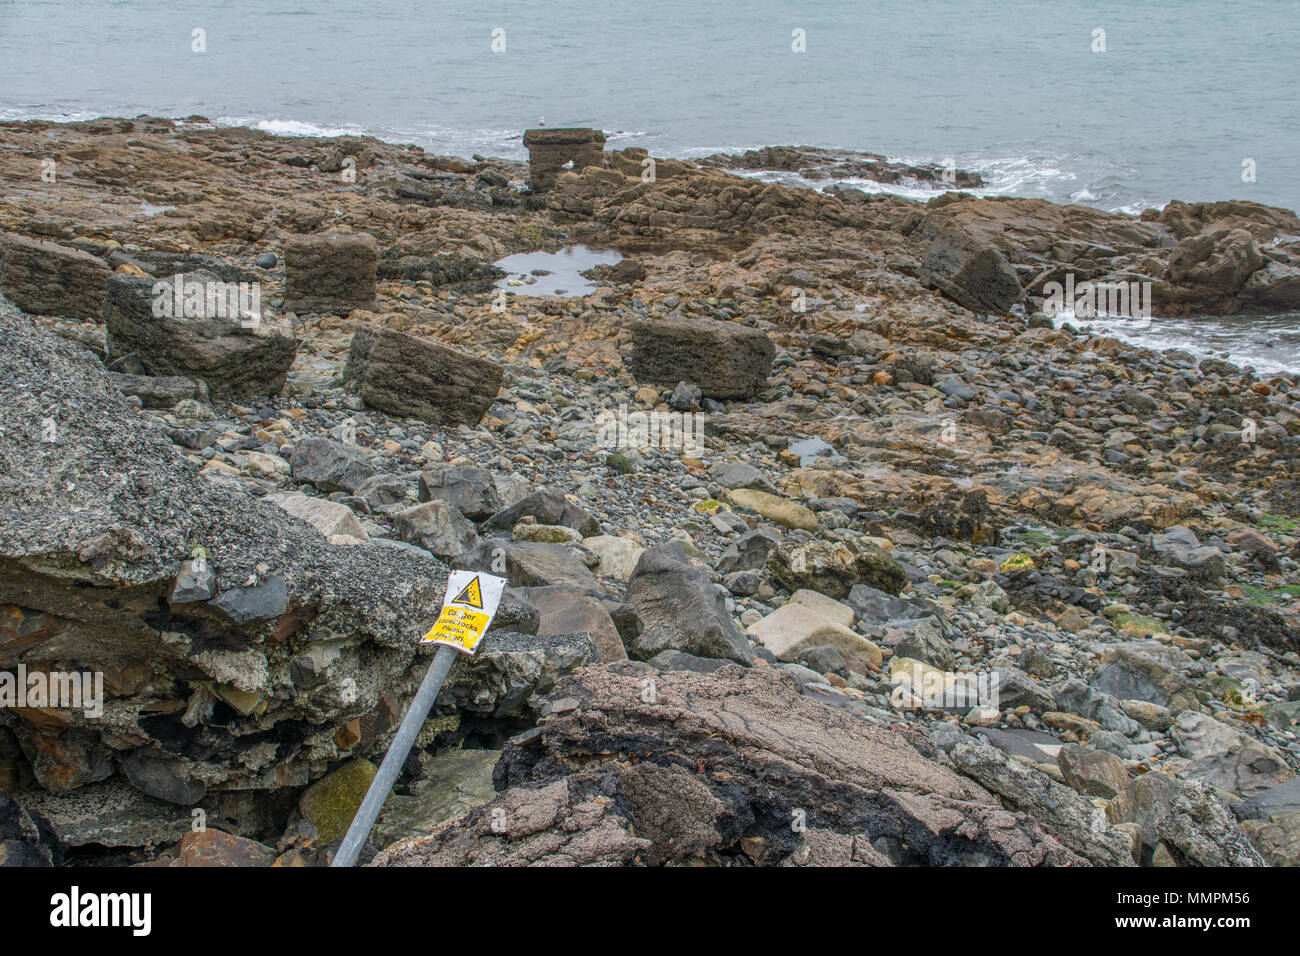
[[451, 575, 484, 609]]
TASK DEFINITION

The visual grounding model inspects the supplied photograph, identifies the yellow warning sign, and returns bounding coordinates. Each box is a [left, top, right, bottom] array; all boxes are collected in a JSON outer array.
[[422, 605, 491, 653], [451, 576, 483, 609], [421, 570, 506, 655]]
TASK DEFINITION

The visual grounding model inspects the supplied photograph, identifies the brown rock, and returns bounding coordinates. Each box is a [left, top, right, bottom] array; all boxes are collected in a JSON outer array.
[[1058, 744, 1129, 798], [521, 585, 628, 663], [522, 128, 606, 193], [102, 272, 295, 401], [173, 829, 276, 867], [919, 226, 1024, 314]]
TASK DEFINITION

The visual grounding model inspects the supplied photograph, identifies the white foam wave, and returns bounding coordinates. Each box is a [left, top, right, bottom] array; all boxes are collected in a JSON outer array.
[[1069, 315, 1300, 378], [214, 116, 368, 138]]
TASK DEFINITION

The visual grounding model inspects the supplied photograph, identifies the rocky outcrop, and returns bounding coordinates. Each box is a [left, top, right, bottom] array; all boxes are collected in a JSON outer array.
[[949, 743, 1136, 865], [375, 663, 1086, 866], [700, 146, 984, 189], [342, 326, 503, 425], [907, 193, 1300, 316], [1156, 780, 1268, 866], [0, 234, 110, 321], [290, 436, 379, 494], [548, 162, 891, 245]]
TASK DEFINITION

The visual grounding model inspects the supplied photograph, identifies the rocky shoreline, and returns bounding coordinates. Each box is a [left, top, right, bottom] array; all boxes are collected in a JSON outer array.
[[1, 116, 1298, 868]]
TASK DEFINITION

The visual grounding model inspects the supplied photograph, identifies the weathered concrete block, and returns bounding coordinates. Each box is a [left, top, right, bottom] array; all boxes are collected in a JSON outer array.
[[0, 234, 110, 321], [627, 316, 774, 399], [103, 272, 295, 401], [283, 233, 378, 314], [342, 326, 503, 425]]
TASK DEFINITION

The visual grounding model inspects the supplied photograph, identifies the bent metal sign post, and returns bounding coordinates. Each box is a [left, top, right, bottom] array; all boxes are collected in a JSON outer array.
[[332, 571, 507, 867]]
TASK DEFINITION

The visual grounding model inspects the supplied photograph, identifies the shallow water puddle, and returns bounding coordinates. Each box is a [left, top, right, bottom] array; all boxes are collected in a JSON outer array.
[[493, 245, 622, 298], [787, 436, 842, 466]]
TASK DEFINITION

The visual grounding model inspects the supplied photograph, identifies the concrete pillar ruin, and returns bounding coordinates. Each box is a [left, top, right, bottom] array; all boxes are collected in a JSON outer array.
[[522, 128, 607, 193]]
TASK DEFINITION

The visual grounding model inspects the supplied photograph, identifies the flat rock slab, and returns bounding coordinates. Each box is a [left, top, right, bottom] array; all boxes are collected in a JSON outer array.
[[1234, 777, 1300, 821], [376, 664, 1086, 867], [343, 325, 503, 425], [973, 727, 1064, 763]]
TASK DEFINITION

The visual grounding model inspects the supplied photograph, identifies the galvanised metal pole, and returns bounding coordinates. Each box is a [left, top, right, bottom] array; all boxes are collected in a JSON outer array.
[[330, 644, 458, 867]]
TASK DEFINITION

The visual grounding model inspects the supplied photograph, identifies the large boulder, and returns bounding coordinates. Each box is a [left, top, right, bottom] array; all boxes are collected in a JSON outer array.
[[282, 233, 377, 315], [520, 586, 628, 663], [270, 492, 369, 542], [766, 539, 907, 599], [375, 664, 1087, 866], [417, 465, 503, 521], [1057, 744, 1129, 799], [581, 535, 646, 582], [1172, 712, 1295, 797], [392, 501, 481, 560], [522, 127, 606, 194], [950, 743, 1135, 865], [919, 227, 1024, 314], [715, 528, 782, 574], [289, 436, 377, 494], [725, 488, 818, 531], [1089, 642, 1199, 712], [1156, 781, 1268, 866], [626, 316, 774, 400], [626, 543, 753, 665], [102, 272, 295, 401], [453, 540, 603, 592], [342, 326, 503, 425], [0, 234, 110, 321], [482, 488, 600, 537]]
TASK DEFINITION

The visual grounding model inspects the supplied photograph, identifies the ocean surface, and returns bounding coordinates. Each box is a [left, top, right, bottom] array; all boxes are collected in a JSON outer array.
[[1, 0, 1297, 372]]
